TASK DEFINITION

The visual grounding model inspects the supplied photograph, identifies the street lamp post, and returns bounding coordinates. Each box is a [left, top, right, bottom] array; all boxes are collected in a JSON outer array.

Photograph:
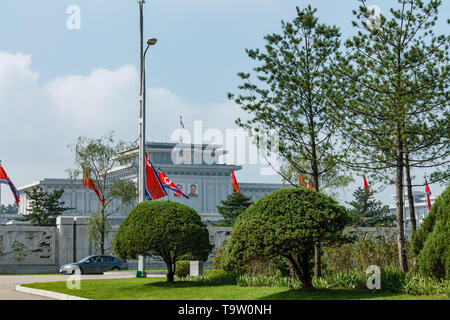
[[137, 0, 157, 278]]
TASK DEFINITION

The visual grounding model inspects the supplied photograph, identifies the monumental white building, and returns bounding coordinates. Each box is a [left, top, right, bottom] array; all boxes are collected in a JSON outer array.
[[389, 190, 437, 228], [16, 142, 284, 226]]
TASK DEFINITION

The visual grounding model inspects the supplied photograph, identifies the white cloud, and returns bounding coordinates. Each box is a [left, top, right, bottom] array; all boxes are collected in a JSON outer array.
[[0, 50, 279, 205]]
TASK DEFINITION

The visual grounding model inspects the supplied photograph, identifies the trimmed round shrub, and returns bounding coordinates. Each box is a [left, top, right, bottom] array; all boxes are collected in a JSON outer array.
[[222, 187, 350, 288], [113, 201, 212, 282], [175, 260, 190, 278]]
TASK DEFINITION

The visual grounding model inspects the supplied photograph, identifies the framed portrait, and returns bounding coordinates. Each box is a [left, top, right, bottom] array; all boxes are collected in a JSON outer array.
[[188, 184, 198, 197]]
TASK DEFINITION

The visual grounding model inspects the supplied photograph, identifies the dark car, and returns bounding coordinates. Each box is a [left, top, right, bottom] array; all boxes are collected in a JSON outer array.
[[59, 255, 128, 274]]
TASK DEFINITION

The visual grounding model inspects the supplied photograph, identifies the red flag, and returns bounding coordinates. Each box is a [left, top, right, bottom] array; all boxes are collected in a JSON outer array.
[[0, 164, 20, 206], [145, 152, 168, 200], [82, 168, 103, 206], [425, 178, 432, 211], [231, 170, 241, 194], [157, 168, 189, 199], [363, 175, 370, 203]]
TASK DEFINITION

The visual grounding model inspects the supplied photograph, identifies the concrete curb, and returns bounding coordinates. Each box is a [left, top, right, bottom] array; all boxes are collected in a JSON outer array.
[[15, 284, 89, 300]]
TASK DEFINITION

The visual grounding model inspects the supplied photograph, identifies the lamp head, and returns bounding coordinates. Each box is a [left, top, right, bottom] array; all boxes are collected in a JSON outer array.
[[147, 38, 157, 46]]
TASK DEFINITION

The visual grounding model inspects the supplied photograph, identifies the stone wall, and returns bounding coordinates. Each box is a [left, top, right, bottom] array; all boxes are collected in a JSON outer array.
[[0, 216, 232, 274], [0, 225, 57, 274]]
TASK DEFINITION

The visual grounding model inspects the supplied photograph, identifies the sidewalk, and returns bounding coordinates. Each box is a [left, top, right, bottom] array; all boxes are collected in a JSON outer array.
[[0, 273, 139, 300]]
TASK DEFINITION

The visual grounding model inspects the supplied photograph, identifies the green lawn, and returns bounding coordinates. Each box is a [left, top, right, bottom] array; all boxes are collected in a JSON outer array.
[[23, 278, 449, 300]]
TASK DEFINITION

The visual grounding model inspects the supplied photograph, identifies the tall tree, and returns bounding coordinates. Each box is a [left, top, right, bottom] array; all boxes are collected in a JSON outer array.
[[17, 186, 72, 226], [228, 5, 347, 278], [67, 133, 137, 254], [330, 0, 449, 272]]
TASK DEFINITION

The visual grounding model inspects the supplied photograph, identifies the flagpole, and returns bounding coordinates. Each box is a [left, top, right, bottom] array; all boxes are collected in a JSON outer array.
[[137, 0, 147, 278], [0, 160, 2, 216]]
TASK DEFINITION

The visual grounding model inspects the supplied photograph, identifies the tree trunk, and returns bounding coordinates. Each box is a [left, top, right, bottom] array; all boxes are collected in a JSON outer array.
[[312, 172, 321, 279], [405, 152, 417, 269], [405, 153, 417, 232], [301, 251, 313, 288], [395, 138, 408, 272], [166, 261, 175, 282], [288, 253, 313, 289]]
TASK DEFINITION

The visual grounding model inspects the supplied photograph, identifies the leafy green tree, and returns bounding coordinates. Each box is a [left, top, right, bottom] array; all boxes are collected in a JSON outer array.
[[67, 133, 137, 254], [347, 187, 395, 227], [228, 5, 348, 278], [17, 186, 72, 226], [113, 201, 212, 282], [214, 191, 253, 227], [222, 188, 350, 288], [330, 0, 449, 272]]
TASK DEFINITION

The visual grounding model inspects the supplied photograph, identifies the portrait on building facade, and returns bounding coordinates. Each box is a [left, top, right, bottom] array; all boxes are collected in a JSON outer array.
[[188, 184, 198, 197], [174, 184, 184, 197]]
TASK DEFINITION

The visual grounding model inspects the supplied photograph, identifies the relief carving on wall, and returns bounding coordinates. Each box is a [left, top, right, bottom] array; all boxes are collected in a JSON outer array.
[[0, 229, 54, 264]]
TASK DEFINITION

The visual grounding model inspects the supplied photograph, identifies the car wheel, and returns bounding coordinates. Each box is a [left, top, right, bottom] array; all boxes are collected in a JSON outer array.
[[111, 267, 120, 271]]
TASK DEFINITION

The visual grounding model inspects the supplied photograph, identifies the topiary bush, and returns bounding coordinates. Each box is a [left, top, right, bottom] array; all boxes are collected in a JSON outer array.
[[221, 187, 350, 288], [175, 260, 190, 278], [113, 201, 212, 282]]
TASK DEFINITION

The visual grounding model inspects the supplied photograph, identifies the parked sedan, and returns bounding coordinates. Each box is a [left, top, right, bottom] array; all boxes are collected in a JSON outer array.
[[59, 255, 128, 274]]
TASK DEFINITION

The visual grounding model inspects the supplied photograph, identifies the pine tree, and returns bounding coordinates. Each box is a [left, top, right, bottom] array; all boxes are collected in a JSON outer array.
[[347, 187, 395, 227], [228, 5, 348, 278], [17, 186, 72, 226], [330, 0, 449, 272], [215, 191, 253, 227]]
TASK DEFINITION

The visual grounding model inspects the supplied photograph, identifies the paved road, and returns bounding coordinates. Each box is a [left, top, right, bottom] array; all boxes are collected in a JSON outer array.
[[0, 273, 144, 300]]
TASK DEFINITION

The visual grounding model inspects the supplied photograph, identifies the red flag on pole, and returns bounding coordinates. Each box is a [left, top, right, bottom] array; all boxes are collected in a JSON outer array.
[[0, 163, 20, 206], [425, 178, 432, 211], [82, 168, 103, 206], [231, 170, 241, 194], [363, 175, 370, 203], [144, 152, 168, 200]]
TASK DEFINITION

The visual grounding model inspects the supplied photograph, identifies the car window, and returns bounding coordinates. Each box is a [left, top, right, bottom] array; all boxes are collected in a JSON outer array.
[[100, 256, 114, 262]]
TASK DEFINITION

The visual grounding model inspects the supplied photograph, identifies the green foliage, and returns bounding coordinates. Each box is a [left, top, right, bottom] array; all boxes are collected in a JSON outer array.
[[175, 261, 190, 279], [214, 191, 253, 227], [313, 270, 367, 290], [347, 187, 395, 227], [414, 185, 450, 280], [16, 186, 72, 226], [184, 270, 242, 286], [87, 210, 112, 254], [222, 188, 350, 288], [228, 5, 345, 191], [237, 274, 302, 289], [67, 133, 137, 254], [332, 0, 450, 272], [401, 273, 450, 296], [323, 227, 413, 273], [113, 201, 212, 282], [0, 204, 18, 215]]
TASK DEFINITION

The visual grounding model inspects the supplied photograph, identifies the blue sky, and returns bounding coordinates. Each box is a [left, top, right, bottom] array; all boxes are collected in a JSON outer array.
[[0, 0, 448, 206]]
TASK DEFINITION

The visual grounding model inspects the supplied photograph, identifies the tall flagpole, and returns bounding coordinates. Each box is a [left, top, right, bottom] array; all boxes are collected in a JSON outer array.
[[0, 160, 2, 216], [137, 0, 147, 278]]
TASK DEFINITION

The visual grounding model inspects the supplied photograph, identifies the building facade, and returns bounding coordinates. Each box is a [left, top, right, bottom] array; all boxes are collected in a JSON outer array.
[[389, 190, 437, 228], [15, 142, 284, 226]]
